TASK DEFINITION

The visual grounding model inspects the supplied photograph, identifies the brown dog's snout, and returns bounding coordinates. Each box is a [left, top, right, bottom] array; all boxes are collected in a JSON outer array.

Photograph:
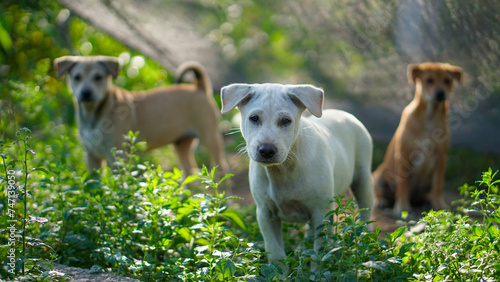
[[258, 143, 277, 159], [434, 89, 446, 102]]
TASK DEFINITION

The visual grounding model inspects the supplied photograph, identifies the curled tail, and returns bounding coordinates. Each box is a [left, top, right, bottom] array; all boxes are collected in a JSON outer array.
[[175, 61, 213, 96]]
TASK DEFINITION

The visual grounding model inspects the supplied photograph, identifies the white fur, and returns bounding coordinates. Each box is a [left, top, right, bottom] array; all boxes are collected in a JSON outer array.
[[221, 83, 374, 266]]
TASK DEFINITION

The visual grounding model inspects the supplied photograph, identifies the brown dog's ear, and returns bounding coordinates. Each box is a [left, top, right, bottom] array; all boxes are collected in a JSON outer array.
[[287, 84, 324, 117], [407, 64, 421, 85], [54, 56, 78, 78], [447, 65, 463, 84], [220, 84, 255, 114], [97, 56, 120, 79]]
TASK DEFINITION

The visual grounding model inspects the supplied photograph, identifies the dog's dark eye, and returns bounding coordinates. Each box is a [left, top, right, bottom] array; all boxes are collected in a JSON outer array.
[[249, 115, 260, 124], [280, 117, 292, 127], [94, 74, 102, 82], [444, 78, 451, 85], [426, 78, 434, 85], [74, 74, 81, 82]]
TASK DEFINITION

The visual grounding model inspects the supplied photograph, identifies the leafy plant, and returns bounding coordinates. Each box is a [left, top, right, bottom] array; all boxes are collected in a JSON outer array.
[[406, 168, 500, 281], [0, 128, 59, 279], [271, 196, 413, 281]]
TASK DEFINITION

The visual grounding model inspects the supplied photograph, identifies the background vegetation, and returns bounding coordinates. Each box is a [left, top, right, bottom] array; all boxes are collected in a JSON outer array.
[[1, 0, 499, 281]]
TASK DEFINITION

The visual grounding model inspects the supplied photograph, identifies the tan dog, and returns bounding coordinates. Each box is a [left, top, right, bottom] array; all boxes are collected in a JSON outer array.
[[372, 62, 462, 216], [55, 56, 227, 175]]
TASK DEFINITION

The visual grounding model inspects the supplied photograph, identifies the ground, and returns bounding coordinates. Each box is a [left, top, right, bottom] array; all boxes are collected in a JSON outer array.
[[49, 263, 140, 281]]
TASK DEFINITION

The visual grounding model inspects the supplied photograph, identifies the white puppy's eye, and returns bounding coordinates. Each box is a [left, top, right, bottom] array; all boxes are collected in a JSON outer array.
[[280, 117, 292, 127], [94, 74, 103, 82], [74, 74, 81, 82], [249, 115, 260, 124]]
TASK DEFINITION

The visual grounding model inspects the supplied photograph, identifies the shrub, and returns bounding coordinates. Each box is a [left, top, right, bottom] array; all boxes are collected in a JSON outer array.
[[1, 126, 499, 281], [406, 169, 500, 281]]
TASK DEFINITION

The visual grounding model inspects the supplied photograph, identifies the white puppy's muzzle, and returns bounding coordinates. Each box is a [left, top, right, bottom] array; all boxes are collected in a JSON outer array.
[[249, 140, 290, 166], [252, 143, 279, 164]]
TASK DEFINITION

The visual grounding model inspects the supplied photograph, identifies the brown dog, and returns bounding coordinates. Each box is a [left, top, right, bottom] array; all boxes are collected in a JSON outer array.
[[372, 62, 462, 216], [55, 56, 228, 175]]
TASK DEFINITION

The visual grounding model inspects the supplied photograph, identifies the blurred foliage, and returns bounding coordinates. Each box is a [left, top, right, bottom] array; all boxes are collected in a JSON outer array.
[[0, 0, 172, 142], [189, 0, 500, 102]]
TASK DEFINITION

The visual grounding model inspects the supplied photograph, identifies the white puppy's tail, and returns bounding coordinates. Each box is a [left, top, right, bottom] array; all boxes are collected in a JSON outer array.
[[175, 61, 213, 97]]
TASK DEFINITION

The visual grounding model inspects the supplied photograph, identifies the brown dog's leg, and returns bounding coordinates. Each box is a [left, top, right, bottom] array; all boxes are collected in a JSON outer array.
[[393, 150, 411, 216], [429, 151, 449, 211], [174, 137, 197, 176], [199, 132, 228, 174], [372, 165, 390, 208]]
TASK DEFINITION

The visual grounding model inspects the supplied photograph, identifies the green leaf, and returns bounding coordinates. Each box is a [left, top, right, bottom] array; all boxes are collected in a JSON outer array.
[[218, 173, 234, 184], [32, 167, 49, 174], [94, 247, 111, 254], [437, 264, 448, 273], [0, 22, 12, 51], [362, 261, 388, 272], [473, 225, 484, 237], [357, 269, 371, 276], [238, 275, 267, 282], [398, 243, 415, 256], [391, 226, 406, 239], [261, 264, 279, 280], [183, 175, 198, 185], [322, 247, 342, 261], [487, 223, 499, 237], [89, 265, 103, 273], [295, 275, 310, 282], [222, 208, 247, 231], [216, 258, 236, 279], [302, 249, 316, 256], [176, 227, 193, 241], [194, 245, 209, 254], [387, 256, 403, 264]]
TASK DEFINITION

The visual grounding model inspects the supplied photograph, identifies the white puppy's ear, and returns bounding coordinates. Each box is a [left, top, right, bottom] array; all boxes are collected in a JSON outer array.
[[54, 56, 78, 78], [220, 84, 254, 114], [288, 85, 324, 117]]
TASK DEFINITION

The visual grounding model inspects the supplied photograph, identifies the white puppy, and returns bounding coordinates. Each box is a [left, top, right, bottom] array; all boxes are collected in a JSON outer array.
[[221, 83, 374, 267]]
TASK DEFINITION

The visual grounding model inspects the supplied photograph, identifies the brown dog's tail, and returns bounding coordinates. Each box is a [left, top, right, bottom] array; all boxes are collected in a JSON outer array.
[[175, 61, 212, 96]]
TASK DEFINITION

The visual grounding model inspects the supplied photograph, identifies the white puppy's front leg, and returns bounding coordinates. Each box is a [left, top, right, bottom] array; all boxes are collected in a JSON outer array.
[[257, 207, 286, 263], [309, 207, 331, 273], [311, 211, 327, 253]]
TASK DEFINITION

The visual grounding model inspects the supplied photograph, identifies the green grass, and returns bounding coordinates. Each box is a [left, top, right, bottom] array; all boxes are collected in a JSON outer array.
[[1, 126, 500, 281]]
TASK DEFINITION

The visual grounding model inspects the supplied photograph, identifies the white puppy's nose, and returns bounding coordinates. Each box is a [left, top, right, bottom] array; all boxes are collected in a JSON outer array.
[[258, 144, 277, 159]]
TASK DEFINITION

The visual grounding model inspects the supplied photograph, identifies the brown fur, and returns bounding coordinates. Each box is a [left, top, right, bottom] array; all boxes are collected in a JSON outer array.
[[55, 56, 228, 175]]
